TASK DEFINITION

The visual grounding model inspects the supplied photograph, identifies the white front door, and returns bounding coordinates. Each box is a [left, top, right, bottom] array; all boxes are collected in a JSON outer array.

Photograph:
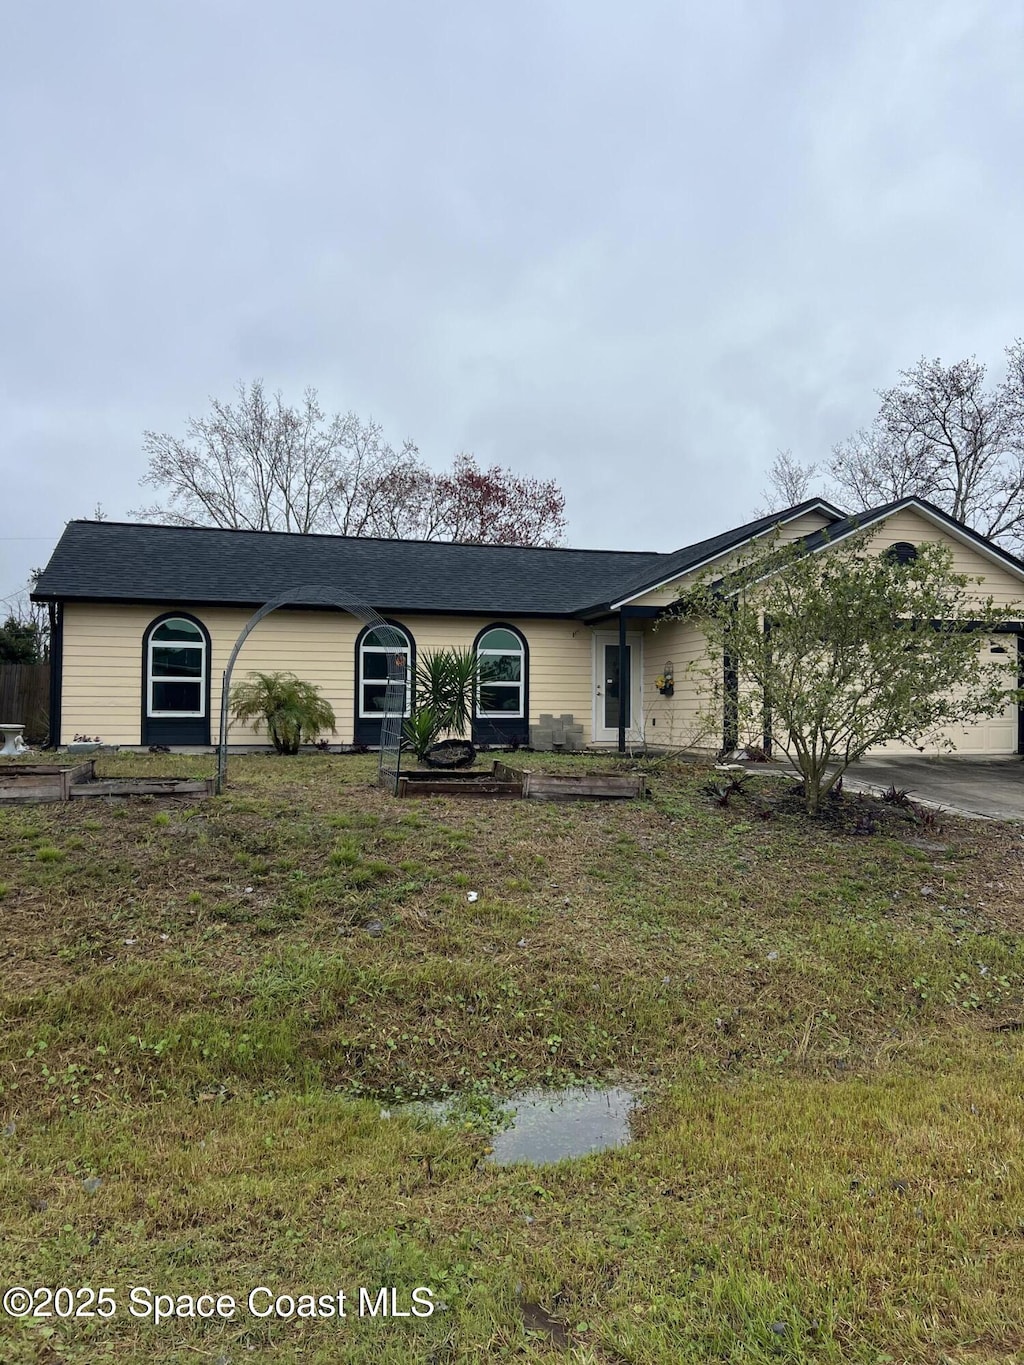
[[592, 631, 643, 743]]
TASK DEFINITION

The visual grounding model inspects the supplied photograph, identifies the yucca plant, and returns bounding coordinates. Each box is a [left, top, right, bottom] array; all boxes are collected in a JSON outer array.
[[229, 671, 336, 754], [412, 647, 479, 737], [403, 706, 444, 762], [402, 647, 480, 761]]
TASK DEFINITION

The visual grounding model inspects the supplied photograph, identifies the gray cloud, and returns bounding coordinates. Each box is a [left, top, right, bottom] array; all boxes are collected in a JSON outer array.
[[2, 0, 1022, 598]]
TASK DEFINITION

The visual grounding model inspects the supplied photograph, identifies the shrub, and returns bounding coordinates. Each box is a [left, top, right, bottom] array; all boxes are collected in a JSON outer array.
[[403, 707, 444, 763]]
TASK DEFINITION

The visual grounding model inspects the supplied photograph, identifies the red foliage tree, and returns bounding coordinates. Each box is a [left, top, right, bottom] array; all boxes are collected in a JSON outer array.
[[423, 454, 566, 546]]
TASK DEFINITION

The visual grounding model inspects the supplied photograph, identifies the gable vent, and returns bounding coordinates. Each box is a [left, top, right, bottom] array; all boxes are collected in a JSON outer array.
[[884, 541, 919, 565]]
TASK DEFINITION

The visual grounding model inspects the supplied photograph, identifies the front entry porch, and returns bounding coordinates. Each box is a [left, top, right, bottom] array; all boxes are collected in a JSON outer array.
[[590, 620, 646, 749]]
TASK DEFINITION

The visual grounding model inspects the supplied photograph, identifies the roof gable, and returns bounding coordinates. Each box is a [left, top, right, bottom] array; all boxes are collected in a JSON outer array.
[[604, 499, 846, 610], [797, 498, 1024, 586]]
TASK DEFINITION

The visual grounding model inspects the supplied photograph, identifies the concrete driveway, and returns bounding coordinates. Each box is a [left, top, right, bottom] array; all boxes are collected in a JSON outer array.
[[844, 755, 1024, 821]]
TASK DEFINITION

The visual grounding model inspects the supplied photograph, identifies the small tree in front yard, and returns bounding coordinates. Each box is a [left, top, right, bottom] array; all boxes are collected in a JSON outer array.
[[675, 532, 1023, 814], [229, 671, 336, 754]]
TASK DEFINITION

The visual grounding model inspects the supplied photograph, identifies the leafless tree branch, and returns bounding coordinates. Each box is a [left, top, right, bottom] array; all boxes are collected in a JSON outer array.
[[830, 345, 1024, 549], [131, 380, 566, 546]]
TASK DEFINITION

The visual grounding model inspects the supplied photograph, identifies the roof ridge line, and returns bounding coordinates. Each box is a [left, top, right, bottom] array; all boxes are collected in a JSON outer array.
[[63, 519, 669, 558]]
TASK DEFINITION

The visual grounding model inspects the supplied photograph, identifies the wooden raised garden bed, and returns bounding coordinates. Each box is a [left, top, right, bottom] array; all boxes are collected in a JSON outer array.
[[69, 777, 215, 799], [521, 768, 647, 801], [397, 762, 523, 799], [0, 760, 97, 804], [396, 761, 646, 801], [0, 760, 214, 805]]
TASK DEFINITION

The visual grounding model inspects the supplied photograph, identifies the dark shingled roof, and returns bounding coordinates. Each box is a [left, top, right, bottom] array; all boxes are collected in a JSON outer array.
[[32, 520, 666, 616], [31, 499, 848, 617]]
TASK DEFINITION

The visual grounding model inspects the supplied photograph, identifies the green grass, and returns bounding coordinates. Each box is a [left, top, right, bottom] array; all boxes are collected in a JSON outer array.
[[1, 751, 1022, 1362]]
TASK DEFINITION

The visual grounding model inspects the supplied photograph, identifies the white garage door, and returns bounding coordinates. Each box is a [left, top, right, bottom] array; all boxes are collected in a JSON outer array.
[[874, 636, 1020, 756]]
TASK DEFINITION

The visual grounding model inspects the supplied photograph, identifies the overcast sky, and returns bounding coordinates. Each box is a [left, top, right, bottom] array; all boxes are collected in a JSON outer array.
[[2, 0, 1023, 606]]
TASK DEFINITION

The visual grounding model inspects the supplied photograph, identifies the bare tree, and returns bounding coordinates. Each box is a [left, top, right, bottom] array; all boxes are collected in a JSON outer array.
[[133, 381, 566, 546], [754, 449, 821, 515], [830, 344, 1024, 549], [133, 381, 415, 534], [999, 337, 1024, 456]]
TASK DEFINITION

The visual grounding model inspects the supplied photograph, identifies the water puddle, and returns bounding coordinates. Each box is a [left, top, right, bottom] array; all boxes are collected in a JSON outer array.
[[486, 1086, 637, 1164], [405, 1086, 639, 1164]]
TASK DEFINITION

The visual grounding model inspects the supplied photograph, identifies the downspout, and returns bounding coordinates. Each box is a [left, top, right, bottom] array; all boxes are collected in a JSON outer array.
[[617, 610, 627, 754], [47, 601, 63, 750]]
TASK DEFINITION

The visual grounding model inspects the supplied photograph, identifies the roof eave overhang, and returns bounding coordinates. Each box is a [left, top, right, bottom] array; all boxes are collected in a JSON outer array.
[[29, 592, 589, 619]]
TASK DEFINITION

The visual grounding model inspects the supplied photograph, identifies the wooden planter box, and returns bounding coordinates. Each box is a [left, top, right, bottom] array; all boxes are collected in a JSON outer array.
[[0, 760, 96, 804], [397, 763, 523, 799], [396, 761, 646, 802], [0, 760, 214, 804], [70, 777, 216, 800], [521, 769, 647, 801]]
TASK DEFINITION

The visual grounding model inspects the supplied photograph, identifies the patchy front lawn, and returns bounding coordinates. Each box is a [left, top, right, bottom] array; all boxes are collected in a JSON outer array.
[[1, 752, 1022, 1363]]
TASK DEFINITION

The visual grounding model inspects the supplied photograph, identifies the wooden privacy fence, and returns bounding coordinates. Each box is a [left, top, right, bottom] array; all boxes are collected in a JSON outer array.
[[0, 664, 50, 742]]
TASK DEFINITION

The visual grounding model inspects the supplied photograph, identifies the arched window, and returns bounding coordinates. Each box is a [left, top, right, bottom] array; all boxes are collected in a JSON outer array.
[[475, 626, 526, 719], [147, 616, 206, 716], [142, 613, 211, 747], [355, 622, 414, 744]]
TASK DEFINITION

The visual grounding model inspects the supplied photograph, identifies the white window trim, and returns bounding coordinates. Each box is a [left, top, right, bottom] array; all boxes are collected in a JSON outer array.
[[147, 623, 206, 719], [476, 635, 525, 719], [359, 631, 412, 720]]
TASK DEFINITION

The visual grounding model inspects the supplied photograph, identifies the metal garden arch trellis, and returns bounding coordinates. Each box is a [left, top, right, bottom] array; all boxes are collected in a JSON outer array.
[[214, 585, 408, 794]]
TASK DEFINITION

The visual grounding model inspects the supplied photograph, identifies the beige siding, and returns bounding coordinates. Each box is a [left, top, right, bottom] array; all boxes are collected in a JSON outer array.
[[774, 510, 834, 543], [61, 604, 357, 747], [628, 583, 684, 610], [61, 603, 159, 746], [392, 615, 594, 741], [852, 509, 1023, 754], [60, 604, 596, 747], [639, 616, 717, 749]]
